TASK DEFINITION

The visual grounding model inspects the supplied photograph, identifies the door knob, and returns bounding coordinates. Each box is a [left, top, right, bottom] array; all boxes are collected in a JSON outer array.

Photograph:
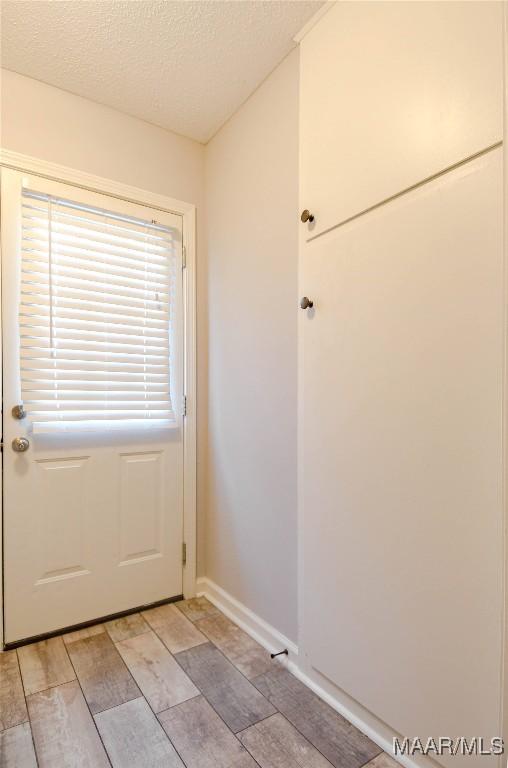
[[12, 437, 29, 452], [300, 297, 314, 309], [301, 209, 314, 223]]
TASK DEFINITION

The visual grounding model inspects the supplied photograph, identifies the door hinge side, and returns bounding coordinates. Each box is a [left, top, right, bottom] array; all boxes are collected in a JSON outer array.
[[182, 245, 187, 269], [182, 395, 187, 417], [182, 542, 187, 567]]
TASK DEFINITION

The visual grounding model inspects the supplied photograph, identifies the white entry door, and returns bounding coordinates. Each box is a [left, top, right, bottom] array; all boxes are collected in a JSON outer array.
[[1, 169, 185, 644]]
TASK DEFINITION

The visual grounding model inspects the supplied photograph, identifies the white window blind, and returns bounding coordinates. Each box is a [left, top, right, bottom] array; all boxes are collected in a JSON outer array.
[[20, 188, 178, 433]]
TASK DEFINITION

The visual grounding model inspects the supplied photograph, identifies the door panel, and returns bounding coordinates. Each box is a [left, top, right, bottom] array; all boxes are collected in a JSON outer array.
[[36, 456, 90, 583], [300, 149, 503, 763], [300, 1, 503, 238], [1, 169, 185, 643], [119, 451, 164, 565]]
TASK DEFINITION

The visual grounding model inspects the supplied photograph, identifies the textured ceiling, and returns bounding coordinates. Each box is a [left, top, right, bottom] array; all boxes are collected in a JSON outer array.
[[1, 0, 322, 143]]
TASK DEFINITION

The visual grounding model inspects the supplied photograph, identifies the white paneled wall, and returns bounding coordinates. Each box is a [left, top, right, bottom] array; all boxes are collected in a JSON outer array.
[[300, 1, 503, 238], [299, 3, 504, 766]]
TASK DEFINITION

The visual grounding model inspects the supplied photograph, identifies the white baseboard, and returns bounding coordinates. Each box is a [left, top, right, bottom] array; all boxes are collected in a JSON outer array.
[[197, 576, 434, 768], [196, 577, 297, 661], [289, 664, 435, 768]]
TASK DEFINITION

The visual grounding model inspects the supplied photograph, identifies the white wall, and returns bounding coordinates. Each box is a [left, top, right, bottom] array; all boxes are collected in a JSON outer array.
[[204, 50, 299, 642], [0, 69, 208, 577], [0, 70, 203, 203]]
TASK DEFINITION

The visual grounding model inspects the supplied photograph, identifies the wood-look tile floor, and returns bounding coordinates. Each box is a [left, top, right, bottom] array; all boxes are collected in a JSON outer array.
[[0, 596, 398, 768]]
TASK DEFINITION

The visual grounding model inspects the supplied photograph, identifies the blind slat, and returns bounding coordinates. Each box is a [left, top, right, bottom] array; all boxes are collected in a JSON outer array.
[[20, 309, 169, 332], [21, 267, 171, 298], [20, 363, 169, 375], [22, 251, 170, 285], [20, 296, 169, 320], [20, 325, 169, 344], [22, 213, 175, 249]]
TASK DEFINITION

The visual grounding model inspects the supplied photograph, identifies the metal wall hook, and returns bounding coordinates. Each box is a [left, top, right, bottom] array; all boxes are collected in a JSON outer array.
[[12, 404, 26, 420]]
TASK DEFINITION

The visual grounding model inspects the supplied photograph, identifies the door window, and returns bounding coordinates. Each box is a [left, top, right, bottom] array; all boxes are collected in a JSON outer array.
[[20, 189, 178, 432]]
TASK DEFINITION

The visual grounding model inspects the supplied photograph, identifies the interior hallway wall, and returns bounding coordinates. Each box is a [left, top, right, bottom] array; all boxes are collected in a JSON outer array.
[[0, 69, 208, 578], [204, 50, 299, 642]]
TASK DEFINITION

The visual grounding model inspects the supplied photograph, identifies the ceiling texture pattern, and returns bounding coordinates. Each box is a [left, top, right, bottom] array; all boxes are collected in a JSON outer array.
[[1, 0, 322, 143]]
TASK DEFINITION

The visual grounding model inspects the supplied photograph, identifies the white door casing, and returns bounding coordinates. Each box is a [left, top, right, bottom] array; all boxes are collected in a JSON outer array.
[[1, 164, 195, 644]]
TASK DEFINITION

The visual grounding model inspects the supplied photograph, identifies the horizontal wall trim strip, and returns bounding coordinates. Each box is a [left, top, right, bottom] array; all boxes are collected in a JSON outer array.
[[307, 141, 503, 243]]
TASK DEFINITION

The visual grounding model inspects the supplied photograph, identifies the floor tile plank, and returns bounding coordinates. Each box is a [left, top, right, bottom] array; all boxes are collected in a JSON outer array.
[[159, 694, 257, 768], [142, 603, 207, 653], [0, 722, 37, 768], [105, 613, 149, 643], [95, 696, 184, 768], [18, 637, 75, 696], [27, 680, 109, 767], [116, 630, 199, 712], [252, 667, 381, 768], [0, 651, 28, 730], [175, 642, 275, 733], [364, 754, 401, 768], [239, 712, 333, 768], [196, 612, 273, 679], [63, 624, 106, 645], [66, 632, 140, 714], [176, 597, 220, 623]]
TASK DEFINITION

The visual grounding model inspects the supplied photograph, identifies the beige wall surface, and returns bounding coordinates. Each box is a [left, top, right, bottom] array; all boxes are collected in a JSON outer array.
[[0, 68, 208, 577], [205, 50, 299, 642]]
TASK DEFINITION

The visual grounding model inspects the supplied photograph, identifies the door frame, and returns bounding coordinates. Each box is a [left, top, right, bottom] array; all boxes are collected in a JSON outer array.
[[0, 148, 198, 646], [502, 3, 508, 761]]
